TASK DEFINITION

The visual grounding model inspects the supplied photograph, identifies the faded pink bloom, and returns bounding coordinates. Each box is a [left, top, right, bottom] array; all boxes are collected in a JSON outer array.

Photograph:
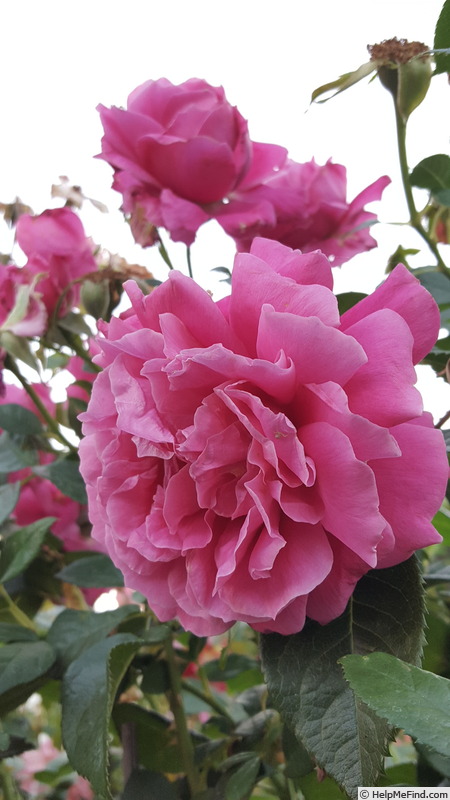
[[98, 77, 286, 246], [79, 238, 447, 636], [214, 159, 390, 265], [14, 733, 93, 799], [0, 263, 47, 336], [15, 207, 97, 318], [14, 734, 60, 796]]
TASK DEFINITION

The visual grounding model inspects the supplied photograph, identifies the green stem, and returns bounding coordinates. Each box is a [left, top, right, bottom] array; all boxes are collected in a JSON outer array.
[[158, 236, 175, 271], [5, 357, 77, 453], [186, 247, 193, 279], [180, 676, 235, 724], [164, 636, 200, 797], [394, 105, 450, 277], [0, 763, 22, 800], [0, 585, 37, 632], [64, 334, 101, 374]]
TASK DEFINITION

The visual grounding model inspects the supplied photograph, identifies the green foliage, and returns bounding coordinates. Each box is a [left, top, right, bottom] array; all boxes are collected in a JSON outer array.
[[0, 517, 55, 582], [33, 456, 88, 503], [61, 633, 143, 799], [0, 481, 20, 525], [260, 558, 425, 799], [410, 154, 450, 202], [0, 403, 43, 435], [341, 652, 450, 757], [434, 0, 450, 74], [56, 553, 125, 588]]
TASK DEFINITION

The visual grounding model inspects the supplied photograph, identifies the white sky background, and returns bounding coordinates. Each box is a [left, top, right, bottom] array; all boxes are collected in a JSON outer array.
[[1, 0, 450, 421]]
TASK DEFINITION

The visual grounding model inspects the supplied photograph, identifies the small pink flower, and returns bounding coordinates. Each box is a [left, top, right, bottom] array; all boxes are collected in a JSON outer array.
[[98, 77, 285, 246], [79, 238, 447, 636], [16, 207, 97, 318], [214, 158, 390, 265], [0, 263, 47, 336], [14, 733, 93, 799]]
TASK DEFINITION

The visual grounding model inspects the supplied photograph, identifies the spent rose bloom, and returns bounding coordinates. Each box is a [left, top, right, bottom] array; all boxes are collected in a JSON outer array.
[[0, 263, 47, 336], [214, 158, 390, 265], [79, 238, 447, 636], [15, 207, 97, 317], [97, 77, 286, 246]]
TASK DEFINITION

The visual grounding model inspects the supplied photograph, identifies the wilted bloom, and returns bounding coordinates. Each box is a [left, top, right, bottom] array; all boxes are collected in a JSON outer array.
[[16, 207, 97, 318], [79, 238, 447, 636], [214, 158, 390, 264], [0, 263, 47, 336], [97, 77, 286, 245]]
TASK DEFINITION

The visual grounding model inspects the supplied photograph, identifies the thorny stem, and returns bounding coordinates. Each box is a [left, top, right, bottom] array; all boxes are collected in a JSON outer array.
[[394, 104, 450, 277], [4, 357, 77, 453], [164, 635, 201, 797]]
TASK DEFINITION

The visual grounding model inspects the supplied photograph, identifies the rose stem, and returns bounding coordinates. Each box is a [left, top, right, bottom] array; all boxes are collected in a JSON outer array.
[[394, 104, 450, 277], [164, 634, 201, 796]]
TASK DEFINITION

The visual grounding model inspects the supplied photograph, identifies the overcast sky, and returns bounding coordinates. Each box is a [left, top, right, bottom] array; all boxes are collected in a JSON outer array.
[[2, 0, 450, 419]]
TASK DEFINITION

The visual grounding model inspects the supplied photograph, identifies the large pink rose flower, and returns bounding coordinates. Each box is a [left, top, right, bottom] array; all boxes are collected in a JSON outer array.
[[97, 77, 286, 246], [214, 158, 390, 265], [16, 207, 97, 318], [79, 238, 447, 636]]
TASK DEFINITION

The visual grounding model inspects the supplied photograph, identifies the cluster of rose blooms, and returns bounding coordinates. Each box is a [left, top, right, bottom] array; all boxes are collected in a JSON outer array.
[[1, 77, 448, 645]]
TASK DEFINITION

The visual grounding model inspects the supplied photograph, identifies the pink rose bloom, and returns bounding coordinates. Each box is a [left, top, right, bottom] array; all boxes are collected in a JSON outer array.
[[14, 733, 93, 799], [15, 208, 97, 317], [97, 77, 286, 246], [1, 381, 55, 419], [0, 263, 47, 336], [14, 733, 61, 796], [214, 159, 390, 265], [79, 238, 447, 636]]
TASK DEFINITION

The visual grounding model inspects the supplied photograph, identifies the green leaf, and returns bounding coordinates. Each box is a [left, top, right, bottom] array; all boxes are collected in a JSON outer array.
[[311, 61, 376, 103], [34, 457, 87, 504], [434, 0, 450, 74], [0, 482, 20, 525], [62, 633, 142, 799], [434, 188, 450, 207], [0, 332, 41, 371], [0, 623, 39, 643], [122, 768, 179, 800], [336, 292, 367, 315], [58, 311, 93, 337], [417, 270, 450, 328], [0, 517, 55, 582], [225, 754, 260, 800], [112, 703, 183, 773], [56, 553, 124, 588], [0, 404, 43, 435], [0, 640, 56, 713], [47, 605, 141, 670], [0, 431, 39, 472], [298, 771, 348, 800], [260, 557, 424, 799], [340, 652, 450, 757], [203, 654, 258, 681], [410, 154, 450, 194]]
